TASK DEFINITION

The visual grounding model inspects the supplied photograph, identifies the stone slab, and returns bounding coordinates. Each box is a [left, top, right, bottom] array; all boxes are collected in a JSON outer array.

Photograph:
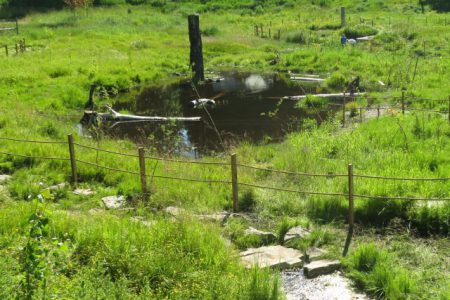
[[102, 195, 125, 209], [304, 247, 327, 263], [240, 245, 303, 270], [304, 260, 341, 279], [245, 227, 277, 244], [284, 226, 311, 243]]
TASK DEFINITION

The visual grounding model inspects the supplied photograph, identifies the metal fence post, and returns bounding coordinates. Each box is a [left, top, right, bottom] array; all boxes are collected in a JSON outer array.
[[343, 163, 354, 257], [138, 147, 148, 199], [231, 153, 239, 212], [67, 134, 77, 186]]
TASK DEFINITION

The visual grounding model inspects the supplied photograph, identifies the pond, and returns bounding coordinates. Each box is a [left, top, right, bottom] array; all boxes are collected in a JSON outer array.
[[93, 72, 339, 157]]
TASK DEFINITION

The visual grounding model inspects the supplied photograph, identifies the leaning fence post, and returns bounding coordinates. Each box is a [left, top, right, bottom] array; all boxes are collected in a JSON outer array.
[[401, 91, 405, 115], [138, 147, 148, 199], [67, 134, 77, 187], [343, 164, 354, 256], [231, 153, 239, 212]]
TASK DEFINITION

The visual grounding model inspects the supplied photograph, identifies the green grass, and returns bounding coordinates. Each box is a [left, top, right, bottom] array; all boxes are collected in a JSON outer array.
[[0, 0, 448, 298]]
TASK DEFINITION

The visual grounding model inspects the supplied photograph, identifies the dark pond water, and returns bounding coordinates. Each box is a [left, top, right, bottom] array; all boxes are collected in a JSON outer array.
[[105, 72, 337, 156]]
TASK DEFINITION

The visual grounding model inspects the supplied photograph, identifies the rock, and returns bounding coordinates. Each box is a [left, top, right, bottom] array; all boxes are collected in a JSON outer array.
[[0, 175, 11, 184], [240, 245, 303, 270], [304, 247, 327, 263], [284, 226, 311, 243], [304, 260, 341, 279], [164, 206, 185, 216], [73, 188, 95, 196], [102, 195, 126, 209], [48, 183, 66, 190], [195, 212, 230, 223], [245, 227, 277, 244]]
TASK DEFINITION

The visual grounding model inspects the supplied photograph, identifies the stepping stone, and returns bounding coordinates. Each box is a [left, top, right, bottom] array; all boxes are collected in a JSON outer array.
[[245, 227, 277, 244], [240, 245, 303, 270], [73, 188, 95, 196], [0, 175, 11, 184], [304, 260, 341, 279], [102, 195, 125, 209], [164, 206, 185, 216], [48, 183, 66, 190], [195, 212, 230, 223], [304, 247, 327, 263], [284, 226, 311, 243]]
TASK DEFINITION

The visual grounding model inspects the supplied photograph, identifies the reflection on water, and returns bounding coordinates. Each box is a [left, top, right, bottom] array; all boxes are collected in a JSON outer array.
[[100, 72, 335, 156]]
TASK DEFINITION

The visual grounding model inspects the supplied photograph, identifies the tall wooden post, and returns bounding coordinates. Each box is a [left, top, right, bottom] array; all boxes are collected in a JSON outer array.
[[138, 147, 148, 199], [341, 7, 346, 28], [231, 153, 238, 212], [343, 163, 354, 257], [188, 14, 204, 84], [401, 91, 405, 115], [342, 93, 346, 127], [67, 134, 77, 186]]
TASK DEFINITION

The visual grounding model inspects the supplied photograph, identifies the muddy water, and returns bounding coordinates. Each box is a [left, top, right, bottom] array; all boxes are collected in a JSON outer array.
[[109, 72, 337, 156]]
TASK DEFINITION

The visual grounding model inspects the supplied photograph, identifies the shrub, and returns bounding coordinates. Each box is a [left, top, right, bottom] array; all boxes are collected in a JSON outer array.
[[286, 31, 307, 44], [343, 25, 378, 39], [326, 72, 347, 91]]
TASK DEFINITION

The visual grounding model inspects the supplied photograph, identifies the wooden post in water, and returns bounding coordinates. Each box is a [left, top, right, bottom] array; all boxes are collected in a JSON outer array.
[[231, 153, 239, 212], [4, 45, 8, 57], [401, 91, 405, 115], [343, 163, 354, 257], [341, 7, 346, 28], [67, 134, 77, 187], [138, 147, 148, 199], [188, 14, 204, 84]]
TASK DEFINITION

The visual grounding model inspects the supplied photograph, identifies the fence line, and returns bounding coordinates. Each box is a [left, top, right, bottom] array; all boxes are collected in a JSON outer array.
[[354, 194, 450, 202], [0, 150, 69, 161], [239, 182, 348, 197], [0, 136, 66, 144], [144, 154, 229, 166], [74, 142, 139, 158], [237, 163, 347, 178], [76, 159, 140, 176], [354, 174, 450, 181]]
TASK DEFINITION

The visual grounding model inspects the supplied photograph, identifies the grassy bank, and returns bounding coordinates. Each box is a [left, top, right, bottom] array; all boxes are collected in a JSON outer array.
[[0, 1, 449, 298]]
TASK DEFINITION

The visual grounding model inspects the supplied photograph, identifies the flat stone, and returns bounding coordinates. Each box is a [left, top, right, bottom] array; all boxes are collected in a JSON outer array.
[[304, 247, 327, 263], [73, 188, 95, 196], [284, 226, 311, 243], [102, 195, 125, 209], [164, 206, 185, 216], [245, 227, 277, 244], [304, 260, 341, 279], [240, 245, 303, 270], [0, 175, 11, 184], [48, 183, 66, 190], [195, 212, 230, 223]]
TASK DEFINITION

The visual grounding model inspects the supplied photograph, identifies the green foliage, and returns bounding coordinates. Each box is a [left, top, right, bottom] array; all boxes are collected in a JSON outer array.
[[326, 72, 347, 91], [286, 31, 307, 44], [343, 25, 379, 39]]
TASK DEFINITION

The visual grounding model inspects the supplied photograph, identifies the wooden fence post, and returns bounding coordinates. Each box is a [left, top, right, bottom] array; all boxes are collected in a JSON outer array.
[[67, 134, 77, 187], [448, 95, 450, 124], [256, 25, 259, 36], [231, 153, 239, 212], [377, 105, 380, 118], [138, 147, 148, 199], [359, 107, 363, 123], [15, 18, 19, 35], [343, 163, 354, 257], [15, 43, 18, 55], [4, 45, 8, 57], [188, 14, 204, 84], [401, 91, 405, 115], [341, 7, 346, 28], [342, 93, 346, 127]]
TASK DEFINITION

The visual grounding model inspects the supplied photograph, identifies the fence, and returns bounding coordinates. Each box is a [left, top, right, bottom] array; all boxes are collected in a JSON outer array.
[[0, 18, 19, 35], [2, 38, 26, 57], [1, 128, 450, 255]]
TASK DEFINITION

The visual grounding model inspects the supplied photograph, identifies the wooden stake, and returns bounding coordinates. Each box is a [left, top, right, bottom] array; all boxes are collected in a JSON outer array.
[[15, 18, 18, 35], [188, 14, 204, 83], [15, 43, 18, 55], [377, 106, 380, 118], [67, 134, 77, 186], [342, 93, 346, 127], [401, 91, 405, 115], [231, 153, 239, 212], [269, 28, 271, 39], [343, 163, 354, 257], [4, 45, 8, 57], [359, 107, 363, 123], [138, 147, 148, 199]]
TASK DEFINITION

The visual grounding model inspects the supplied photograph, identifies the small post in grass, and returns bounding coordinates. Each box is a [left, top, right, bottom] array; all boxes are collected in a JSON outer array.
[[4, 45, 8, 57], [341, 7, 346, 28], [278, 29, 281, 40], [15, 18, 18, 35], [255, 25, 259, 36], [67, 134, 77, 187], [15, 43, 18, 55], [377, 105, 380, 119], [342, 93, 346, 127], [269, 28, 271, 39], [138, 147, 148, 199], [231, 153, 239, 212], [343, 163, 354, 257], [359, 107, 363, 123], [448, 95, 450, 124], [401, 91, 405, 115]]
